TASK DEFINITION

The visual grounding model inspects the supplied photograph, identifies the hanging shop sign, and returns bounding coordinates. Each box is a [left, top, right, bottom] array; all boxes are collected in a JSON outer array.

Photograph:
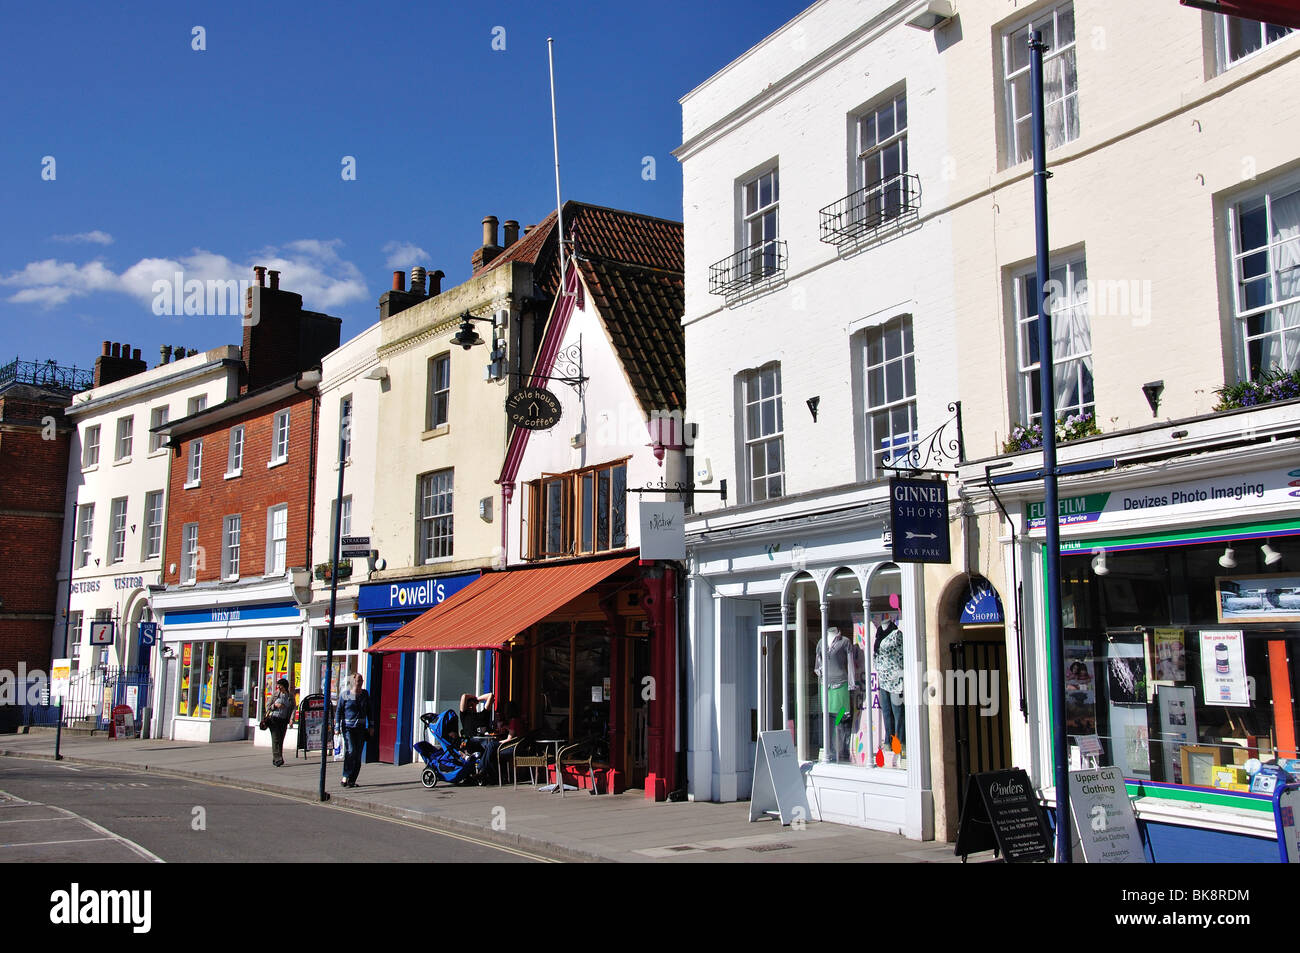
[[960, 579, 1004, 624], [955, 768, 1054, 862], [889, 477, 951, 564], [1068, 765, 1146, 863], [639, 501, 685, 560], [505, 386, 562, 431], [89, 621, 115, 645], [1028, 465, 1300, 531], [340, 535, 372, 558]]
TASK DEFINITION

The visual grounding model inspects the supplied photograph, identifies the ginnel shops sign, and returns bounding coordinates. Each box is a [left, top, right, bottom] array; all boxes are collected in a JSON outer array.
[[889, 477, 951, 564]]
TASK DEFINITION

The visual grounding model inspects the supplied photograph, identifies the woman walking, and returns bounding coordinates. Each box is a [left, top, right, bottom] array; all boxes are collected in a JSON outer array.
[[335, 672, 372, 788], [266, 678, 294, 767]]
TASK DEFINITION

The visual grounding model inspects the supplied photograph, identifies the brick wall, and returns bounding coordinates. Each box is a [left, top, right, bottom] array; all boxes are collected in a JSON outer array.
[[164, 391, 317, 586]]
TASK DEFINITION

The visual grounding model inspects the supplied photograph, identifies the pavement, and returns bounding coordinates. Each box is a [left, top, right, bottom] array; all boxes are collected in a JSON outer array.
[[0, 730, 963, 863]]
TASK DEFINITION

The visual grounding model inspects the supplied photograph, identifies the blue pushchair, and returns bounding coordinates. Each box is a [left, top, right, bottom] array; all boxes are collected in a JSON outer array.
[[413, 709, 482, 788]]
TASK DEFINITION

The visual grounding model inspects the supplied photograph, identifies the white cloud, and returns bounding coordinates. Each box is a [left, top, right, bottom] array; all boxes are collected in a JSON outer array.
[[50, 230, 114, 245], [0, 242, 371, 312], [382, 240, 430, 270]]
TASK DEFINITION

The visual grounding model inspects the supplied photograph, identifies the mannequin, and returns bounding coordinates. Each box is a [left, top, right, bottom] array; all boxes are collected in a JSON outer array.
[[873, 617, 905, 753], [815, 626, 855, 760]]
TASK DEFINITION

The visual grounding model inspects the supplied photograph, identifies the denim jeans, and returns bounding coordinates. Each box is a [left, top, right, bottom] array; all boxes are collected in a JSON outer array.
[[343, 726, 367, 783], [881, 691, 905, 748]]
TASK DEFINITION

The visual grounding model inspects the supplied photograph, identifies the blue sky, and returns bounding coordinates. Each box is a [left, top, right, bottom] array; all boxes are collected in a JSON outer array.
[[1, 0, 809, 370]]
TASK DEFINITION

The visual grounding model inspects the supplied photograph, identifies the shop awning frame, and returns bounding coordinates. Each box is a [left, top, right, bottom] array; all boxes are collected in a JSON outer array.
[[365, 554, 638, 653]]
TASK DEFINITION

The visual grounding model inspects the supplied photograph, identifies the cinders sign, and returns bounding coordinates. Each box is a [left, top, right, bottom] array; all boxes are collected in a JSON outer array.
[[505, 386, 562, 431], [889, 477, 951, 564]]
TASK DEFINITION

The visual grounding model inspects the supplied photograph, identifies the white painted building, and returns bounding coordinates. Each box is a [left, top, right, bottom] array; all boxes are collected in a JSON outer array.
[[677, 0, 964, 838], [53, 344, 241, 726]]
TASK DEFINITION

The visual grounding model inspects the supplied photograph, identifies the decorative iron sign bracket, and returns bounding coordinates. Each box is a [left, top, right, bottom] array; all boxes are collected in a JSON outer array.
[[880, 400, 966, 476]]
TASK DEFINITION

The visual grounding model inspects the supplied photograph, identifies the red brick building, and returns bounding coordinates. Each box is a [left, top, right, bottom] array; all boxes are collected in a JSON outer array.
[[150, 270, 340, 743], [0, 362, 82, 708]]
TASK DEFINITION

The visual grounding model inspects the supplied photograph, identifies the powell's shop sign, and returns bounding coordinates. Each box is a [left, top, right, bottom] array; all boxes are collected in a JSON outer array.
[[889, 477, 951, 564]]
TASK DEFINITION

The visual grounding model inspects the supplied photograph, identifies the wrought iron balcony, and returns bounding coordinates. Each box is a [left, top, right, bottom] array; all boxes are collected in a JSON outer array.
[[708, 239, 788, 296], [819, 173, 921, 247]]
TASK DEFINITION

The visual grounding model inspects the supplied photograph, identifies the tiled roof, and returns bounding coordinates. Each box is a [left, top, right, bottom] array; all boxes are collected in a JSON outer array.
[[577, 256, 685, 413]]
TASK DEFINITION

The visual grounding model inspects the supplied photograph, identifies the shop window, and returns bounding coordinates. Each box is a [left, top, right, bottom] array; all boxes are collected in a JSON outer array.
[[313, 627, 357, 706], [177, 642, 249, 719], [1059, 535, 1300, 787], [536, 621, 611, 741], [263, 638, 300, 721], [523, 460, 629, 560], [420, 649, 478, 716]]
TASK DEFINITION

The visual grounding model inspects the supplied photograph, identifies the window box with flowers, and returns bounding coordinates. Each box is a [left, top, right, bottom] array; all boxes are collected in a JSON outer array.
[[1002, 411, 1101, 454], [1214, 367, 1300, 411], [314, 559, 353, 582]]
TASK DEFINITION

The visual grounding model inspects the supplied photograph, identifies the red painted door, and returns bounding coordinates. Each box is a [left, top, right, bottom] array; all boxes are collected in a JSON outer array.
[[378, 654, 401, 764]]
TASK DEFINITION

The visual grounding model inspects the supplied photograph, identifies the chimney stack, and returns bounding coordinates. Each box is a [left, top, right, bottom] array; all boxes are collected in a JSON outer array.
[[94, 339, 147, 388], [160, 345, 172, 365], [268, 269, 280, 291], [410, 266, 427, 296], [472, 215, 504, 271], [503, 220, 519, 248], [254, 265, 267, 287]]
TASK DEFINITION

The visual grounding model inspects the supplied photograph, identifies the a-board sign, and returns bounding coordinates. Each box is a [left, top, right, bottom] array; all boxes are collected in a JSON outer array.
[[505, 386, 562, 431], [111, 704, 136, 740], [1275, 783, 1300, 863], [1068, 766, 1146, 863], [297, 694, 329, 754], [954, 768, 1053, 862], [749, 730, 811, 826]]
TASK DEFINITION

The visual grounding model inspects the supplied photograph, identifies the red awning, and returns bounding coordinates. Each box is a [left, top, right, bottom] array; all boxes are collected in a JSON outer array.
[[1180, 0, 1300, 30], [365, 555, 638, 653]]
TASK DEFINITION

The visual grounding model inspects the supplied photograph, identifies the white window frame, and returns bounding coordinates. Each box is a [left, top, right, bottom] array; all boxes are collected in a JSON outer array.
[[108, 497, 128, 564], [1215, 13, 1294, 72], [266, 504, 288, 577], [114, 415, 134, 462], [740, 167, 780, 280], [270, 410, 290, 466], [67, 610, 83, 662], [427, 355, 450, 430], [855, 90, 909, 225], [143, 490, 164, 560], [222, 514, 242, 581], [1227, 173, 1300, 382], [864, 316, 919, 477], [1002, 1, 1078, 167], [187, 395, 207, 416], [149, 406, 169, 454], [1013, 254, 1093, 427], [740, 363, 785, 503], [82, 425, 100, 469], [181, 523, 199, 585], [419, 470, 454, 563], [186, 439, 203, 488], [75, 503, 95, 569], [226, 425, 245, 478]]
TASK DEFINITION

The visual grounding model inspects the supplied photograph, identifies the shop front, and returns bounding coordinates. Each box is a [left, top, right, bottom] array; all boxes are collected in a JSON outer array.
[[355, 573, 480, 765], [153, 581, 304, 744], [686, 486, 934, 838], [367, 553, 678, 797], [1007, 446, 1300, 861]]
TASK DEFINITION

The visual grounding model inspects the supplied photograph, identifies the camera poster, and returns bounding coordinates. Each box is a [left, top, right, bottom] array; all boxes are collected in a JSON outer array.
[[1199, 630, 1247, 707]]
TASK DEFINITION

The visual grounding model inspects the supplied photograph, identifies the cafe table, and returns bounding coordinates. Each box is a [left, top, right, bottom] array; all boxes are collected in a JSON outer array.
[[535, 738, 576, 793]]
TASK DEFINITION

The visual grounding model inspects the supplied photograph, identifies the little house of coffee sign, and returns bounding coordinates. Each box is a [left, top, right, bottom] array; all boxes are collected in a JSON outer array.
[[505, 386, 562, 431]]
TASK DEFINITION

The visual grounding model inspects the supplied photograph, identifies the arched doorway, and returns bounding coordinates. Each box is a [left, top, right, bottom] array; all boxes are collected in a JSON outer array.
[[935, 573, 1012, 840]]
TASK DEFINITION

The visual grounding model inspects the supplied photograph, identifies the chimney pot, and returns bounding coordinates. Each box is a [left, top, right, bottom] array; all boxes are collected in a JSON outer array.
[[268, 269, 280, 290], [161, 345, 172, 365], [120, 342, 130, 358], [254, 265, 266, 287], [410, 266, 427, 296], [392, 270, 406, 292], [482, 215, 500, 248], [111, 343, 121, 358], [102, 340, 111, 357], [429, 270, 445, 295], [503, 220, 519, 247], [132, 348, 141, 361]]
